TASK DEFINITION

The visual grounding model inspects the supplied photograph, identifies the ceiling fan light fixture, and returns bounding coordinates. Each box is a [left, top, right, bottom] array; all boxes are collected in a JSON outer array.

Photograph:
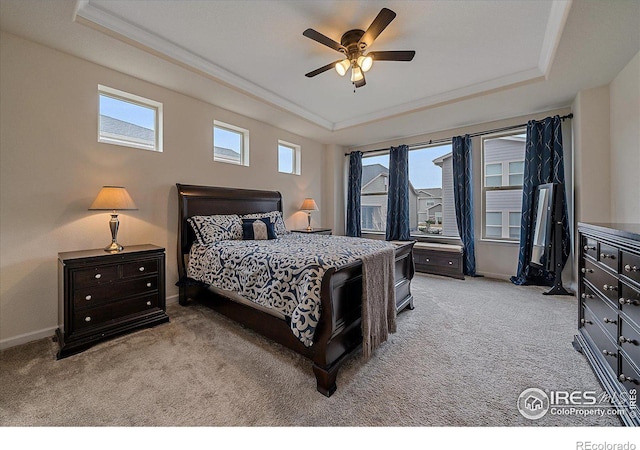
[[335, 59, 350, 76], [357, 55, 373, 72], [351, 65, 364, 82]]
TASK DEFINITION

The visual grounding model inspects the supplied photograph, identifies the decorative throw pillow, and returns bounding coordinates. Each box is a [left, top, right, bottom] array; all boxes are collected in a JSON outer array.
[[242, 218, 277, 240], [242, 211, 288, 236], [187, 214, 242, 245]]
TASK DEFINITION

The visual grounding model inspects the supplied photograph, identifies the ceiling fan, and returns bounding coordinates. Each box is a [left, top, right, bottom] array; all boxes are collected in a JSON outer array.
[[303, 7, 415, 88]]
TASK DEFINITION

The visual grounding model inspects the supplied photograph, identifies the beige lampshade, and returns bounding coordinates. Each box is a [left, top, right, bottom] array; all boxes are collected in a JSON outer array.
[[300, 198, 319, 211], [89, 186, 138, 211]]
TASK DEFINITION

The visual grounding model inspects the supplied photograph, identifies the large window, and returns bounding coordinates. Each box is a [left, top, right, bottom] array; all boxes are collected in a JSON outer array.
[[360, 144, 459, 240], [98, 85, 162, 152], [482, 131, 526, 241], [213, 121, 249, 166], [278, 140, 301, 175]]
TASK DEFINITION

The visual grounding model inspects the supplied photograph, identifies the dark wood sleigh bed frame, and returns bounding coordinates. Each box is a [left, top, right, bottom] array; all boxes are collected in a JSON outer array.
[[176, 183, 415, 396]]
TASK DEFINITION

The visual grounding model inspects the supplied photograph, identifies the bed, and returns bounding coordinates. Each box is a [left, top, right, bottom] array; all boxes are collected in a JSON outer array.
[[176, 183, 415, 396]]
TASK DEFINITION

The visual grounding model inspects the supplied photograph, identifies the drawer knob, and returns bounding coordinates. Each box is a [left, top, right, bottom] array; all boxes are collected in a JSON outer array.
[[603, 317, 617, 324], [600, 253, 615, 259], [584, 245, 596, 251], [425, 258, 430, 262], [581, 268, 594, 274], [85, 295, 92, 301], [625, 264, 639, 273], [84, 316, 91, 322], [139, 266, 145, 272], [581, 293, 594, 299], [619, 336, 636, 345], [619, 297, 639, 306], [94, 273, 102, 279], [448, 261, 453, 265], [602, 349, 617, 357], [146, 301, 152, 306], [581, 318, 593, 325], [603, 284, 617, 292], [146, 282, 152, 288], [619, 374, 638, 384]]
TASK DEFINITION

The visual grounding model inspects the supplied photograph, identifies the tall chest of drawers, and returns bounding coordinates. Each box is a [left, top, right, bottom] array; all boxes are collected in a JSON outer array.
[[575, 223, 640, 426], [56, 244, 169, 359]]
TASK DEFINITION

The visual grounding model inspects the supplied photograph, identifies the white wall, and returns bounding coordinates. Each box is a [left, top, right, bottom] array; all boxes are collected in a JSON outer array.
[[0, 32, 326, 347]]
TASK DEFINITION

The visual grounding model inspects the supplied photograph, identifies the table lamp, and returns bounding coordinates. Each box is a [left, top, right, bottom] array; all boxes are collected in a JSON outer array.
[[300, 198, 319, 231], [89, 186, 138, 252]]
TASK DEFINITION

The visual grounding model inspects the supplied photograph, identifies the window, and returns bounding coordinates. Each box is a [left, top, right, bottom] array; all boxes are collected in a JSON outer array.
[[98, 85, 162, 152], [213, 121, 249, 166], [482, 131, 526, 241], [278, 140, 301, 175], [360, 144, 459, 240]]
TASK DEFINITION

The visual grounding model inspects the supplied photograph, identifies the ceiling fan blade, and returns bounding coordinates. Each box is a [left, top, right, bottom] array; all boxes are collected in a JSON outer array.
[[305, 60, 343, 78], [359, 8, 396, 49], [369, 50, 416, 61], [354, 73, 366, 89], [303, 28, 346, 53]]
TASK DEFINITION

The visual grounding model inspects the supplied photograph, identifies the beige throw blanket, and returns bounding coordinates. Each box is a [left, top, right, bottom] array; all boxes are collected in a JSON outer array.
[[361, 246, 396, 360]]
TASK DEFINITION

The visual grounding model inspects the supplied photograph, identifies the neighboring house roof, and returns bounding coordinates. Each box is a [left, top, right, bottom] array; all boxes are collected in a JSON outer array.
[[214, 146, 241, 159], [361, 163, 418, 192], [416, 188, 443, 198], [432, 152, 453, 167], [99, 115, 154, 143]]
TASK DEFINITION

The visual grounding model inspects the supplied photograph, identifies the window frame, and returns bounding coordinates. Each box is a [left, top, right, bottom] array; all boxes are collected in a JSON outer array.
[[481, 129, 526, 242], [97, 85, 163, 152], [213, 120, 250, 166], [277, 140, 301, 175]]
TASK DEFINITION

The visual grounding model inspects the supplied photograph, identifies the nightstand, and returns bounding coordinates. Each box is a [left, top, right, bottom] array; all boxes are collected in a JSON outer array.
[[56, 244, 169, 359], [291, 228, 332, 235]]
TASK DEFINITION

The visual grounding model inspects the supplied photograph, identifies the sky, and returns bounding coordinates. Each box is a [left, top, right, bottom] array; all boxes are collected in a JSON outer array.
[[364, 143, 451, 189]]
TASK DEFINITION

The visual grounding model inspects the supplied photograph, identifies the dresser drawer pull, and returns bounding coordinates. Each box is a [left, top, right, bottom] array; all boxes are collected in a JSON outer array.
[[619, 336, 637, 345], [600, 253, 616, 260], [602, 349, 617, 358], [603, 317, 617, 324], [583, 245, 596, 251], [94, 273, 102, 279], [581, 268, 593, 274], [581, 293, 594, 299], [580, 318, 593, 325], [619, 297, 640, 306], [146, 301, 152, 306], [139, 266, 145, 272], [146, 282, 152, 288], [85, 295, 92, 301], [624, 264, 639, 273], [619, 374, 638, 384], [84, 316, 91, 322], [602, 284, 617, 292], [448, 261, 453, 265], [425, 258, 430, 262]]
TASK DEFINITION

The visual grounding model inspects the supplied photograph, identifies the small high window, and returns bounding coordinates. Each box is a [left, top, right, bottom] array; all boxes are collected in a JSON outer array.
[[98, 85, 162, 152], [213, 121, 249, 166], [278, 140, 301, 175]]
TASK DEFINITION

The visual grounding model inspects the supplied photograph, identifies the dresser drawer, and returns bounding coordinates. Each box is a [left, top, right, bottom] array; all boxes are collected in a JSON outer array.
[[122, 259, 158, 278], [582, 236, 598, 260], [621, 250, 640, 285], [414, 250, 461, 269], [620, 317, 640, 364], [620, 354, 640, 394], [581, 305, 618, 375], [582, 287, 619, 341], [599, 242, 619, 273], [117, 293, 160, 318], [620, 282, 640, 326], [73, 275, 158, 309], [73, 265, 119, 287], [73, 303, 112, 331], [584, 259, 619, 305]]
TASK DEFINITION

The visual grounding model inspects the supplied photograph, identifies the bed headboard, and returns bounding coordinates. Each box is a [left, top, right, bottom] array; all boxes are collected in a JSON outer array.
[[176, 184, 283, 279]]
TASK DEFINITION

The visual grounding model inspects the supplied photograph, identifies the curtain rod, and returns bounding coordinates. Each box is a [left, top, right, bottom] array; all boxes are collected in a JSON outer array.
[[344, 113, 573, 156]]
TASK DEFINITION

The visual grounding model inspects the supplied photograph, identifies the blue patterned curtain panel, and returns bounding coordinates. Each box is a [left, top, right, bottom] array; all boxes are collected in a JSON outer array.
[[510, 115, 570, 286], [452, 135, 477, 276], [385, 145, 411, 241], [346, 151, 363, 237]]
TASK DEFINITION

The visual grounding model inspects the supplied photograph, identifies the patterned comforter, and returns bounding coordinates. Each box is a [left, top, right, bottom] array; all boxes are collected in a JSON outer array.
[[187, 233, 396, 347]]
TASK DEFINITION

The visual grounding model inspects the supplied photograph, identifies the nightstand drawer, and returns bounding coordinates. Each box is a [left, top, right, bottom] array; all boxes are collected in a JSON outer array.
[[73, 304, 112, 331], [73, 265, 119, 286], [117, 294, 159, 318], [122, 259, 158, 278], [73, 275, 158, 308]]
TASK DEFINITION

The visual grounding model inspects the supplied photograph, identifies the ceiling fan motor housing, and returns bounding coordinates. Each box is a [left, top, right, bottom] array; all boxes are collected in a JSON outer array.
[[340, 29, 366, 60]]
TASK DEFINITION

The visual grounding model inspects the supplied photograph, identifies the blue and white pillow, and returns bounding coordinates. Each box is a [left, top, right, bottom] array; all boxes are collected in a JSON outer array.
[[188, 214, 242, 245], [242, 211, 287, 236], [242, 218, 277, 240]]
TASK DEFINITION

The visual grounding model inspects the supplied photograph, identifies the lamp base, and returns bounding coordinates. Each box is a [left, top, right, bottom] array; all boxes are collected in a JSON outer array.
[[104, 213, 124, 252], [306, 212, 313, 231], [104, 241, 124, 253]]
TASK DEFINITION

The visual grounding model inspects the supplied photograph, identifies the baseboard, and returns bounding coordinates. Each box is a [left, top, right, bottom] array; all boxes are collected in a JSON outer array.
[[0, 326, 57, 351]]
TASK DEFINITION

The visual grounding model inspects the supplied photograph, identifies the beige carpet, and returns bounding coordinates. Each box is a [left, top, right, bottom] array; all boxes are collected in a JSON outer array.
[[0, 273, 620, 427]]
